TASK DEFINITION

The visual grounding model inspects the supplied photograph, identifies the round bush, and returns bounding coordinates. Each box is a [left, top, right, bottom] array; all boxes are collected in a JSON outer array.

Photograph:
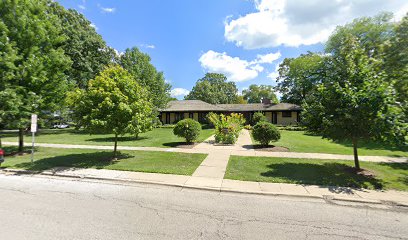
[[252, 122, 280, 146], [252, 112, 267, 125], [173, 119, 201, 143]]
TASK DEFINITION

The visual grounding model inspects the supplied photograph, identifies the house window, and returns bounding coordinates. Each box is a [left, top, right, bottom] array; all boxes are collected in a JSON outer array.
[[198, 112, 207, 123], [175, 112, 184, 122], [282, 111, 292, 118], [189, 112, 194, 119]]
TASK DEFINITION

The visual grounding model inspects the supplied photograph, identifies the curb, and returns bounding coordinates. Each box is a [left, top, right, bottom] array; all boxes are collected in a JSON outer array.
[[1, 168, 407, 208]]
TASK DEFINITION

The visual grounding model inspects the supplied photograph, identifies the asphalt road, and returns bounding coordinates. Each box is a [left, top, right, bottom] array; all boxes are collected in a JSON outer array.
[[0, 174, 407, 240]]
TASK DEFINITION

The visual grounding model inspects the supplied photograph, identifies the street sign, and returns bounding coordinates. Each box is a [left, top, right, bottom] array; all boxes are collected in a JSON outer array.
[[31, 114, 37, 133], [31, 114, 37, 163]]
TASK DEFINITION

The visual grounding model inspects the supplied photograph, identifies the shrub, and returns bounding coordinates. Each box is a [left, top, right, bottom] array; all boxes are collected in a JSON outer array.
[[207, 112, 245, 144], [252, 112, 267, 125], [244, 124, 252, 130], [252, 122, 281, 146], [173, 119, 201, 143]]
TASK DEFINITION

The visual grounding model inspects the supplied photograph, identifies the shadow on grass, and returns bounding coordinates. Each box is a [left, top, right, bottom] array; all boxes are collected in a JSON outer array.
[[260, 162, 384, 189], [162, 142, 196, 148], [379, 161, 408, 170], [86, 136, 148, 143], [12, 151, 132, 172]]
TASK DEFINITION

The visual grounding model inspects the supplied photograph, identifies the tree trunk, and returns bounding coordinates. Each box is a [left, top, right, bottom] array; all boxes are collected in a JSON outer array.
[[18, 128, 24, 154], [352, 138, 360, 170], [113, 133, 118, 159]]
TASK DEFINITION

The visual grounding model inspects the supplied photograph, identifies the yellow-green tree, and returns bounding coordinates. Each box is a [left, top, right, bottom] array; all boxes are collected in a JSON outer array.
[[68, 65, 156, 158]]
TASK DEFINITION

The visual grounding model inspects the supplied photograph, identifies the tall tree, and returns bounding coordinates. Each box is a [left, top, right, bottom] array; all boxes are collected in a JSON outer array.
[[118, 47, 171, 108], [242, 84, 278, 103], [0, 0, 71, 152], [303, 34, 405, 170], [49, 3, 116, 89], [275, 52, 324, 105], [67, 65, 156, 158], [384, 13, 408, 106], [185, 73, 239, 104]]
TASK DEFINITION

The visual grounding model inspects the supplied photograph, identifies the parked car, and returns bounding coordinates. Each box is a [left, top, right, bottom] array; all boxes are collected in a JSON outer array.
[[53, 124, 69, 129]]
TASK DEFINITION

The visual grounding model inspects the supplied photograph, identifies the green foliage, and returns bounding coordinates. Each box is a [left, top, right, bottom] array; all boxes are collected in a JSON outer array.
[[173, 119, 201, 143], [242, 84, 278, 104], [0, 0, 72, 151], [384, 13, 408, 110], [185, 73, 239, 104], [67, 65, 156, 156], [118, 47, 171, 108], [208, 112, 245, 144], [275, 52, 324, 105], [251, 112, 267, 125], [252, 122, 281, 146], [49, 3, 116, 89]]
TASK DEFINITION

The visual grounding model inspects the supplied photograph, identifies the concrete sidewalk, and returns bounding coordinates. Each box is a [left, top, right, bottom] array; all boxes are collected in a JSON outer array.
[[2, 167, 407, 206]]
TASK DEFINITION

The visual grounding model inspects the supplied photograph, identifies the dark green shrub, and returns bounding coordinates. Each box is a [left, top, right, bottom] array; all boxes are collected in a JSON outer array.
[[252, 112, 267, 125], [252, 122, 281, 146], [173, 119, 201, 143]]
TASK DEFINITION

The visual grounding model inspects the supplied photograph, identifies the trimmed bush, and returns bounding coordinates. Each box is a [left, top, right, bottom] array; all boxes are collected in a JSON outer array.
[[252, 122, 281, 146], [173, 119, 201, 143], [252, 112, 267, 125]]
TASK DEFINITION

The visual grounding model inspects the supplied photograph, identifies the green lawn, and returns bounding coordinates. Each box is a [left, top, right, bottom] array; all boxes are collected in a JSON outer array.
[[226, 155, 408, 191], [0, 147, 207, 175], [0, 127, 214, 148], [250, 130, 408, 157]]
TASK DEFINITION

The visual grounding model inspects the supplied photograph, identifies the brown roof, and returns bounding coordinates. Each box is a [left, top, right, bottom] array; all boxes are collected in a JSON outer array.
[[160, 100, 225, 112], [161, 100, 301, 112]]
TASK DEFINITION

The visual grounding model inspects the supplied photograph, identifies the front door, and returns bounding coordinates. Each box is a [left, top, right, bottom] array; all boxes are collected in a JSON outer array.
[[272, 112, 277, 124]]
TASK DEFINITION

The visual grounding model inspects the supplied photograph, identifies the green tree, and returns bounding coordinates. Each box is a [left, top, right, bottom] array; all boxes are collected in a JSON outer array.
[[0, 0, 72, 152], [118, 47, 171, 108], [242, 84, 278, 103], [185, 73, 239, 104], [67, 65, 156, 158], [173, 119, 201, 144], [275, 52, 324, 105], [303, 35, 405, 170], [384, 13, 408, 106], [49, 3, 116, 89]]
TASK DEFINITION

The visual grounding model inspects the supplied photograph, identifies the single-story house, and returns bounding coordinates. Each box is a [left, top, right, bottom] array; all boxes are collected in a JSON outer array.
[[159, 99, 301, 125]]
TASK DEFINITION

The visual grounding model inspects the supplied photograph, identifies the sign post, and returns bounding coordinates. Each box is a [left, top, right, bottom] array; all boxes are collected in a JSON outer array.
[[31, 114, 37, 164]]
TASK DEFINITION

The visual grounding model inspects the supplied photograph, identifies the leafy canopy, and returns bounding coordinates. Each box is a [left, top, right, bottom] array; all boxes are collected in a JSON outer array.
[[67, 65, 156, 154], [242, 84, 278, 104], [118, 47, 171, 108], [185, 73, 239, 104]]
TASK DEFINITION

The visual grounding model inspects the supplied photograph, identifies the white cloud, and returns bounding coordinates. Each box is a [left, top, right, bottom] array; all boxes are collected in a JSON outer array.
[[141, 44, 155, 49], [252, 51, 281, 64], [267, 62, 281, 82], [225, 0, 408, 49], [171, 88, 190, 97], [90, 23, 98, 30], [98, 4, 116, 13], [199, 50, 280, 82]]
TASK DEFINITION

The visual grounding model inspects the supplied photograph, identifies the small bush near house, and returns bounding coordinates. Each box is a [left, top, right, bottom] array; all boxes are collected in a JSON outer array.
[[208, 112, 246, 144], [244, 124, 252, 130], [173, 119, 201, 144], [252, 112, 267, 125], [252, 122, 281, 146]]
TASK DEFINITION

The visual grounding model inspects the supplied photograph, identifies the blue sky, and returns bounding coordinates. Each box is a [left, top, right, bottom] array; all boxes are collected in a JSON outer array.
[[57, 0, 407, 99]]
